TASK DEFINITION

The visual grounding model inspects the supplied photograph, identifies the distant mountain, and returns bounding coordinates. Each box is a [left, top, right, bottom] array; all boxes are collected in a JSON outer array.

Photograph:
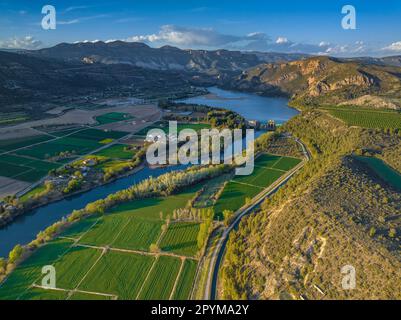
[[342, 55, 401, 67], [28, 41, 308, 76], [226, 56, 401, 108], [0, 50, 191, 106]]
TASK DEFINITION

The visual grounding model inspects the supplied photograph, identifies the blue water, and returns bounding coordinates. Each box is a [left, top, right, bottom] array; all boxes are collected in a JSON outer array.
[[0, 165, 187, 257], [178, 87, 298, 124], [0, 87, 294, 257]]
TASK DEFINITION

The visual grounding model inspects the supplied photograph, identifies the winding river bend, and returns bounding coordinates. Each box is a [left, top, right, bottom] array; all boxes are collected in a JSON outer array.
[[0, 87, 298, 257]]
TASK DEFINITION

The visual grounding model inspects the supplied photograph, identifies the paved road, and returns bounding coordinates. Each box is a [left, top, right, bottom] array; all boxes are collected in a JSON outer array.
[[204, 138, 310, 299]]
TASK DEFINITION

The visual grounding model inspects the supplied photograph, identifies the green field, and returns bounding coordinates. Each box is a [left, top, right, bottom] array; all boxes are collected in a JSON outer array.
[[96, 112, 133, 125], [0, 135, 53, 152], [137, 256, 182, 300], [78, 251, 155, 299], [324, 107, 401, 129], [0, 179, 213, 300], [355, 156, 401, 191], [69, 128, 128, 141], [135, 121, 211, 136], [172, 259, 197, 300], [112, 218, 163, 251], [160, 222, 200, 256], [93, 144, 136, 159], [0, 238, 73, 300], [213, 153, 301, 219], [0, 154, 62, 182]]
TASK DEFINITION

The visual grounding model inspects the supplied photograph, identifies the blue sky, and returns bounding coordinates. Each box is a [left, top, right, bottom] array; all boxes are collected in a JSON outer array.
[[1, 0, 401, 56]]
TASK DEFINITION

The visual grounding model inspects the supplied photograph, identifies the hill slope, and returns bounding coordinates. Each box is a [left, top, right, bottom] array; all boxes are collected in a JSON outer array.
[[221, 110, 401, 300], [227, 56, 401, 108]]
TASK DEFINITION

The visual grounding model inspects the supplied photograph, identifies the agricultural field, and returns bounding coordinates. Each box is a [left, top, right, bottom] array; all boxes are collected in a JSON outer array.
[[159, 222, 200, 256], [135, 121, 211, 136], [93, 144, 137, 160], [0, 128, 130, 197], [95, 112, 133, 125], [0, 154, 62, 183], [0, 135, 53, 152], [323, 107, 401, 129], [213, 153, 301, 219], [0, 186, 204, 300]]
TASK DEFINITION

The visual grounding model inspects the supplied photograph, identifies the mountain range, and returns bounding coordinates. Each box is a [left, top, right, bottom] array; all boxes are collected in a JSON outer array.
[[1, 41, 401, 109]]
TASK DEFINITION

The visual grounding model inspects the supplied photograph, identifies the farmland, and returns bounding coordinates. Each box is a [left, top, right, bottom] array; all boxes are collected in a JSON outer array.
[[0, 127, 130, 197], [323, 107, 401, 129], [93, 144, 137, 160], [213, 153, 301, 219], [0, 186, 204, 300], [95, 112, 133, 125], [135, 121, 211, 136]]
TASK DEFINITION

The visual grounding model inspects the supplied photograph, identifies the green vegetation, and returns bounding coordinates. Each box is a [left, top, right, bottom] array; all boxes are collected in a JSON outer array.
[[137, 256, 182, 299], [0, 112, 29, 125], [112, 218, 163, 251], [221, 110, 401, 300], [324, 107, 401, 129], [355, 156, 401, 191], [0, 165, 229, 300], [0, 154, 62, 182], [135, 121, 211, 136], [93, 144, 137, 160], [95, 112, 133, 125], [78, 251, 155, 299], [160, 223, 200, 256], [171, 259, 197, 300], [213, 154, 300, 219], [0, 135, 52, 152], [0, 238, 73, 300], [214, 182, 261, 219], [20, 287, 68, 300]]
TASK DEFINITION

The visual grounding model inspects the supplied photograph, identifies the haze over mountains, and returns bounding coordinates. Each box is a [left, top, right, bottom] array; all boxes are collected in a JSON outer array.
[[1, 41, 401, 109]]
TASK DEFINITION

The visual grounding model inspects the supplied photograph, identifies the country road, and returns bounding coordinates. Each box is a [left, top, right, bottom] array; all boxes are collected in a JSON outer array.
[[204, 137, 310, 300]]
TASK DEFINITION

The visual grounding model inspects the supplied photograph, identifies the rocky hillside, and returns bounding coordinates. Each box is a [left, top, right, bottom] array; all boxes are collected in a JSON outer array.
[[221, 110, 401, 300], [227, 56, 401, 108]]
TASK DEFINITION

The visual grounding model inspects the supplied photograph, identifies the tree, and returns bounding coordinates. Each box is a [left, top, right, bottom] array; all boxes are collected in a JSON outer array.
[[0, 258, 6, 274], [369, 227, 376, 238], [388, 228, 397, 238], [8, 244, 23, 264], [223, 210, 234, 227]]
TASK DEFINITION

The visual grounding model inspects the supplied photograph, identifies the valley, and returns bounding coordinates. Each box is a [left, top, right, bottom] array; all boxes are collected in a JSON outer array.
[[0, 40, 400, 301]]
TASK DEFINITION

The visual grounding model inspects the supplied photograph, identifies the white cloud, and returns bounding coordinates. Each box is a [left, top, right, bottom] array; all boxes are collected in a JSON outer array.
[[128, 25, 244, 47], [276, 37, 289, 44], [59, 19, 80, 25], [382, 41, 401, 52], [0, 36, 42, 49]]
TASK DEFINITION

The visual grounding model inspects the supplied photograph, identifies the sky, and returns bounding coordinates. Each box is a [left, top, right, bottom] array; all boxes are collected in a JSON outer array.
[[0, 0, 401, 57]]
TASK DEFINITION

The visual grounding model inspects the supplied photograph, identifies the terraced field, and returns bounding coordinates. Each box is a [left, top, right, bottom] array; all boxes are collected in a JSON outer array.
[[213, 153, 301, 219]]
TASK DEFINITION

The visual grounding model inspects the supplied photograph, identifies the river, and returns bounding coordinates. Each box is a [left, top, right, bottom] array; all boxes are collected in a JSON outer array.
[[0, 87, 297, 257]]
